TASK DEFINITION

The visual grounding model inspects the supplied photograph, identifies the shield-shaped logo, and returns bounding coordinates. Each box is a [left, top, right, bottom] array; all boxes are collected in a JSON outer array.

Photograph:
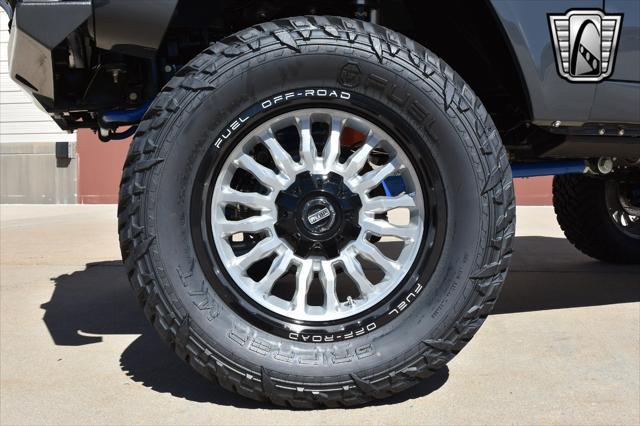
[[549, 10, 622, 82]]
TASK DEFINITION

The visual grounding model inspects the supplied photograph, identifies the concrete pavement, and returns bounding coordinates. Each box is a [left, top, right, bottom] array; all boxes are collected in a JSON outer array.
[[1, 205, 639, 425]]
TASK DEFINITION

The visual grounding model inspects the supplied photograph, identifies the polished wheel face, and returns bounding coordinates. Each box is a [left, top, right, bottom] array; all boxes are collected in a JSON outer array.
[[606, 180, 640, 238], [211, 109, 425, 322]]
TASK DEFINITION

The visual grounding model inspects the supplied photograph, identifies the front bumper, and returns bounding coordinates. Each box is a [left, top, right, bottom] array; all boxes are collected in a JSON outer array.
[[6, 1, 92, 111]]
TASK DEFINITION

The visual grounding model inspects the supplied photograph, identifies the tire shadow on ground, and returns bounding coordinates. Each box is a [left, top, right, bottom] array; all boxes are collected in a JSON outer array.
[[494, 236, 640, 314], [41, 236, 639, 406], [40, 264, 447, 407]]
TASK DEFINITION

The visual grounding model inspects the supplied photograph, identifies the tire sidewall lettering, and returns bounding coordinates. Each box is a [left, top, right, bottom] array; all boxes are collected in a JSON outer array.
[[216, 89, 352, 150]]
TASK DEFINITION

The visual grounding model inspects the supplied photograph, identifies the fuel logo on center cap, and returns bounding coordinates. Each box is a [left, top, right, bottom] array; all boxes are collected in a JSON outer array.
[[549, 10, 622, 83], [308, 207, 331, 225]]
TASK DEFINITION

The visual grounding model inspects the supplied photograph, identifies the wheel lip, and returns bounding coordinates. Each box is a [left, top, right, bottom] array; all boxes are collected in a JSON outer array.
[[189, 92, 448, 337], [209, 107, 426, 322]]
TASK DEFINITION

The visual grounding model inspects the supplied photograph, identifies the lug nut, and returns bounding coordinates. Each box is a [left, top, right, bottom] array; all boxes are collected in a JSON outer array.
[[598, 128, 606, 136], [618, 128, 625, 136]]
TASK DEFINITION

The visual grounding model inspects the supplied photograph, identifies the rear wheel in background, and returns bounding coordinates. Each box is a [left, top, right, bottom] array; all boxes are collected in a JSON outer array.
[[118, 16, 515, 407], [553, 174, 640, 264]]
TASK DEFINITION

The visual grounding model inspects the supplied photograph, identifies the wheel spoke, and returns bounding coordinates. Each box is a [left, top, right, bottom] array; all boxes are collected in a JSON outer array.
[[218, 188, 273, 211], [319, 261, 339, 313], [260, 129, 301, 179], [626, 220, 640, 233], [292, 259, 314, 314], [621, 211, 637, 228], [234, 154, 287, 192], [322, 116, 344, 171], [255, 248, 294, 294], [218, 214, 276, 237], [349, 158, 401, 193], [611, 209, 622, 224], [340, 250, 375, 296], [353, 240, 400, 275], [363, 194, 416, 213], [234, 236, 281, 269], [340, 131, 377, 178], [298, 115, 318, 172], [361, 217, 418, 241]]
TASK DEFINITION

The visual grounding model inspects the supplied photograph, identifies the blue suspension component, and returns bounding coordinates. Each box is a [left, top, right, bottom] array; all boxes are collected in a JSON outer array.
[[100, 101, 152, 127], [511, 161, 586, 178], [381, 161, 586, 195], [109, 126, 137, 140], [382, 176, 406, 196]]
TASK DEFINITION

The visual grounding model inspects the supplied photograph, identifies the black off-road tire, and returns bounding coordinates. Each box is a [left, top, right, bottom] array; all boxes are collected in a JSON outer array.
[[553, 174, 640, 264], [118, 16, 515, 407]]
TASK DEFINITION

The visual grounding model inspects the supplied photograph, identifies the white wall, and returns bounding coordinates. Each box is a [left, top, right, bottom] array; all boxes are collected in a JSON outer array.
[[1, 10, 77, 203], [0, 11, 76, 143]]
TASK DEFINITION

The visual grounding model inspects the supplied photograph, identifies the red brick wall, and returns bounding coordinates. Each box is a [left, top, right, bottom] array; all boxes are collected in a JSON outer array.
[[76, 129, 131, 204], [76, 132, 553, 205], [513, 176, 553, 206]]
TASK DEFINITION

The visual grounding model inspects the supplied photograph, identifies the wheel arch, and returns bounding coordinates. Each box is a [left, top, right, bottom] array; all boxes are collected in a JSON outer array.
[[390, 0, 533, 141], [157, 0, 533, 143]]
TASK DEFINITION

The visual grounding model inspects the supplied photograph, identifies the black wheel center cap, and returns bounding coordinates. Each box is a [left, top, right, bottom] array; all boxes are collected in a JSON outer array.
[[275, 172, 361, 258]]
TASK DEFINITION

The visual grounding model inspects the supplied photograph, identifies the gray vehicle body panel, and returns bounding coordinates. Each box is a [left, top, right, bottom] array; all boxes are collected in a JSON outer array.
[[606, 0, 640, 82], [490, 0, 640, 126]]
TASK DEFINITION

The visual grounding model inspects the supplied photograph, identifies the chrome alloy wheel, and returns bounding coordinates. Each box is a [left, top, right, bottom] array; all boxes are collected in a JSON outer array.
[[211, 109, 425, 322]]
